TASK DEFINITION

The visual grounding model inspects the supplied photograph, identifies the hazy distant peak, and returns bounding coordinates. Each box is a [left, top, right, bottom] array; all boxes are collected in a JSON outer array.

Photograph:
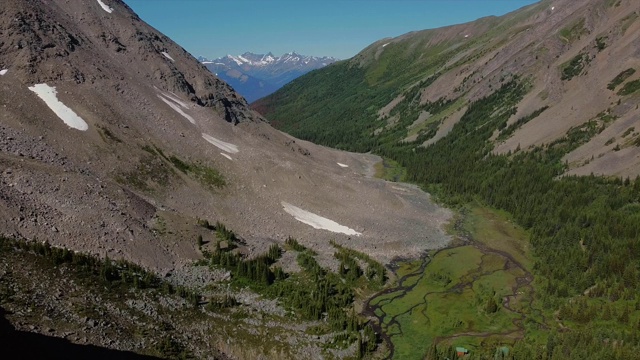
[[202, 51, 339, 102]]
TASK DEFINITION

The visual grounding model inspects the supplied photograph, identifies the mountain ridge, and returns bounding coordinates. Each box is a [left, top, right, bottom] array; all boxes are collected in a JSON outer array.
[[254, 0, 640, 177]]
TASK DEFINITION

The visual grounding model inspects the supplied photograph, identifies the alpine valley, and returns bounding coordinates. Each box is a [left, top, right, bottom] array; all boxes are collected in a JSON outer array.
[[255, 0, 640, 359], [0, 0, 639, 359]]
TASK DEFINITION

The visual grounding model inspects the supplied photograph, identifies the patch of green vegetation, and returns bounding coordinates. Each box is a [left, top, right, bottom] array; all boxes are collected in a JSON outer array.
[[374, 157, 407, 182], [617, 79, 640, 96], [595, 36, 608, 51], [331, 240, 387, 287], [98, 126, 122, 143], [558, 18, 588, 44], [368, 290, 404, 308], [284, 236, 308, 252], [117, 146, 224, 192], [116, 154, 175, 192], [395, 259, 422, 279], [365, 41, 409, 86], [561, 53, 589, 81], [608, 68, 636, 90], [497, 106, 549, 141], [168, 155, 225, 189], [141, 144, 156, 154], [376, 87, 453, 144], [548, 110, 617, 156], [621, 11, 639, 34], [464, 206, 532, 269], [152, 214, 167, 235], [607, 0, 622, 7], [401, 273, 421, 288], [407, 97, 467, 139]]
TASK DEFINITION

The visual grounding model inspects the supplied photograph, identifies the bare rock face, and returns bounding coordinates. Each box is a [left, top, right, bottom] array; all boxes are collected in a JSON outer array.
[[0, 0, 257, 124], [0, 0, 265, 270]]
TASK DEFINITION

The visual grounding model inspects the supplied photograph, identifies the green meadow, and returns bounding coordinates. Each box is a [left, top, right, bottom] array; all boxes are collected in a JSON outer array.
[[368, 206, 542, 359]]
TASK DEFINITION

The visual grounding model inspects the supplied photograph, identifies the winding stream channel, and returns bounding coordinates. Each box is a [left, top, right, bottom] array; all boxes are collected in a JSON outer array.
[[362, 216, 547, 359]]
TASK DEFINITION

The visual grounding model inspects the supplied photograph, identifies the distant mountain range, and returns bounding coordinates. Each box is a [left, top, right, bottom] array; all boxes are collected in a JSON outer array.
[[199, 52, 338, 102]]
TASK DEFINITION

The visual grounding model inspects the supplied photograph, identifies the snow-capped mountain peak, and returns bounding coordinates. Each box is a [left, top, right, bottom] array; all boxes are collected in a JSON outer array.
[[201, 51, 339, 102], [213, 52, 337, 68]]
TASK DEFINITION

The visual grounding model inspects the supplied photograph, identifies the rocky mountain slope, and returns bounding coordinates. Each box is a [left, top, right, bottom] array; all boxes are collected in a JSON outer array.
[[254, 0, 640, 177], [202, 52, 338, 102], [0, 0, 449, 269], [0, 1, 451, 358]]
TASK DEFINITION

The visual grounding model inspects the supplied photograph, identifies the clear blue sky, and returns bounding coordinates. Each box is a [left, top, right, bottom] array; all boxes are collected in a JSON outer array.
[[124, 0, 539, 60]]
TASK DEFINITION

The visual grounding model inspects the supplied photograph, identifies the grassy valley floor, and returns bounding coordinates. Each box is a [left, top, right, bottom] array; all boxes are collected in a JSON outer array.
[[364, 205, 549, 359]]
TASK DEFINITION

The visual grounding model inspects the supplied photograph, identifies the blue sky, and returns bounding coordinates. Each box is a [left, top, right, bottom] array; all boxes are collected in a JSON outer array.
[[124, 0, 539, 60]]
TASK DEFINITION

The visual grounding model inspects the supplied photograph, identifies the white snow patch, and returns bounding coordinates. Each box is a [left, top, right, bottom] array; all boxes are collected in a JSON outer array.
[[202, 133, 239, 153], [551, 6, 555, 11], [237, 55, 250, 64], [154, 87, 189, 108], [163, 92, 189, 109], [281, 202, 361, 236], [28, 84, 89, 131], [220, 153, 233, 161], [157, 94, 195, 124], [337, 162, 349, 168], [464, 34, 470, 38], [161, 52, 175, 62], [382, 43, 390, 47], [0, 69, 7, 76], [227, 55, 243, 66], [97, 0, 114, 13]]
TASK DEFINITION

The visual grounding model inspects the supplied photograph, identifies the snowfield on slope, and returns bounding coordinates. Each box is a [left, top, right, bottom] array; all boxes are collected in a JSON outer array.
[[281, 202, 362, 236], [220, 153, 233, 160], [158, 94, 195, 124], [97, 0, 113, 13], [29, 84, 89, 131], [161, 52, 175, 62], [162, 92, 190, 108], [0, 69, 7, 76], [202, 133, 239, 153], [337, 162, 349, 168]]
